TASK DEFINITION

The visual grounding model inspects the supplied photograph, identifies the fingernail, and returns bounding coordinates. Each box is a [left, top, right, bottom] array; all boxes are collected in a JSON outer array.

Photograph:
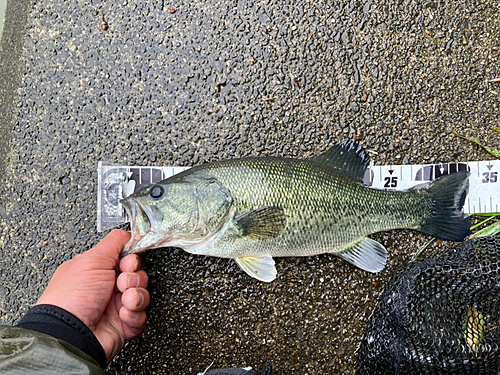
[[137, 290, 144, 308], [129, 310, 139, 319], [129, 274, 140, 288]]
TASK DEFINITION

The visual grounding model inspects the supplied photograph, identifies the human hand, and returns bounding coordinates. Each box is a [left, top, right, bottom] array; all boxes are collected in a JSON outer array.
[[36, 229, 149, 364]]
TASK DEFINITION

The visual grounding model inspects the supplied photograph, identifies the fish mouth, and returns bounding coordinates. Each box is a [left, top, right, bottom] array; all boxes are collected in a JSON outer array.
[[137, 201, 164, 230], [120, 197, 152, 257], [120, 197, 171, 257]]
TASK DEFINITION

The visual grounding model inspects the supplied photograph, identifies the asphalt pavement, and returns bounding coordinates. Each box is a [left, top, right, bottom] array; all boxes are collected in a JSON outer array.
[[0, 0, 499, 374]]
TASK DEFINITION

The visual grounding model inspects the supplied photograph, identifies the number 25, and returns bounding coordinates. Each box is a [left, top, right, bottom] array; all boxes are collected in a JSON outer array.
[[384, 176, 398, 188]]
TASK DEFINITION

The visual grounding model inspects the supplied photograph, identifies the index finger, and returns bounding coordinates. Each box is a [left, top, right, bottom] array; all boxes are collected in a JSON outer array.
[[119, 253, 142, 273]]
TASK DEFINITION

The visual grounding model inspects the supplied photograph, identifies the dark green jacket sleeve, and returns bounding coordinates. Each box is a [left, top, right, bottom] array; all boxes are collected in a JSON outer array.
[[0, 304, 112, 375], [0, 324, 110, 374], [16, 304, 107, 367]]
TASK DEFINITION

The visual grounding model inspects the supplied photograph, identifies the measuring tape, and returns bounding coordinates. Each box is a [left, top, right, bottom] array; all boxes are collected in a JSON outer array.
[[97, 160, 499, 232], [364, 161, 499, 215]]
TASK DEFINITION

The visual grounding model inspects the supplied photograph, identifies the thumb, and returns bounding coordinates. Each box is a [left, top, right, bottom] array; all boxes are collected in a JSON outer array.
[[83, 230, 131, 269]]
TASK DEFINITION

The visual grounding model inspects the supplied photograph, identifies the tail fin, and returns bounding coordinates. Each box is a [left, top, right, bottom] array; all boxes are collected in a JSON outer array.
[[417, 171, 470, 241]]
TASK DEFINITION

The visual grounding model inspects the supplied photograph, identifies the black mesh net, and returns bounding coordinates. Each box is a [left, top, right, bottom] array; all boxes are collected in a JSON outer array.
[[357, 235, 500, 375]]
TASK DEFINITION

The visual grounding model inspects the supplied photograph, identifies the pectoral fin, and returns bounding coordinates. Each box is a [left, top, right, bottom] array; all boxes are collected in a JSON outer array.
[[235, 255, 277, 282], [336, 238, 387, 273], [234, 206, 286, 239]]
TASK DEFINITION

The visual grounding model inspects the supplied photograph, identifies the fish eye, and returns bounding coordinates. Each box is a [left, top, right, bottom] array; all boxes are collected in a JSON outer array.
[[150, 185, 164, 199]]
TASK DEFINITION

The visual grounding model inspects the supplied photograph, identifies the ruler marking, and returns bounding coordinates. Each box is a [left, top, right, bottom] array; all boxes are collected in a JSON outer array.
[[99, 160, 500, 231]]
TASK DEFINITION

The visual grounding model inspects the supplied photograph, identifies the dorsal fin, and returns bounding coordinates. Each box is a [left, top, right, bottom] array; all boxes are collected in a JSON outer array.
[[310, 140, 370, 181]]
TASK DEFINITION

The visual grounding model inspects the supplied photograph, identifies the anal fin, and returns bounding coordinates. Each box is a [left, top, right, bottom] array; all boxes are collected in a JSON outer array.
[[336, 238, 387, 273], [235, 255, 277, 282]]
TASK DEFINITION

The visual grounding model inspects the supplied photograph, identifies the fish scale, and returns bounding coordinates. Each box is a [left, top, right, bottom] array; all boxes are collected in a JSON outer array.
[[202, 159, 390, 256], [119, 141, 470, 282]]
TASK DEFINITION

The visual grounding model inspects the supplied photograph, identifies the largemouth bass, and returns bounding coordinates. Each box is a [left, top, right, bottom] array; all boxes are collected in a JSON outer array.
[[120, 140, 470, 282]]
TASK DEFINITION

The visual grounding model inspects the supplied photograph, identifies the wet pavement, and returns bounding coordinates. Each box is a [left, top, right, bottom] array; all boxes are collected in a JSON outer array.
[[0, 0, 499, 374]]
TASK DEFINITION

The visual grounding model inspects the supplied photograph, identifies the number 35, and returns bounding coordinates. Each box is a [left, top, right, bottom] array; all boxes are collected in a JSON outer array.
[[482, 172, 498, 183]]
